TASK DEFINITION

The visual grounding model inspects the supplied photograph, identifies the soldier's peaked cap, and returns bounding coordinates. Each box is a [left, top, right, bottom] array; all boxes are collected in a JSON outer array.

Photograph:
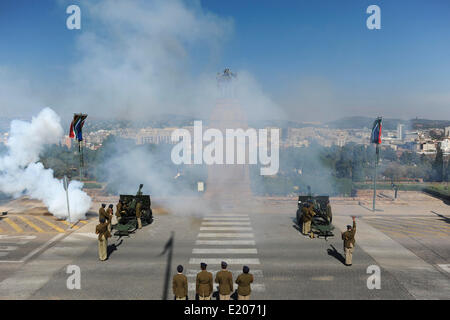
[[221, 261, 227, 268], [200, 262, 207, 268], [347, 225, 352, 229]]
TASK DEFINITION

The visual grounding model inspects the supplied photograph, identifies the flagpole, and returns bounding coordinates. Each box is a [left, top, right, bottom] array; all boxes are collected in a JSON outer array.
[[79, 140, 83, 181], [371, 116, 382, 212], [372, 144, 379, 211]]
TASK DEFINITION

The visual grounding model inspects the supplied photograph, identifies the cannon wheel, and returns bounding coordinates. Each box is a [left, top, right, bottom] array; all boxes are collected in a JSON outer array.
[[146, 209, 153, 224]]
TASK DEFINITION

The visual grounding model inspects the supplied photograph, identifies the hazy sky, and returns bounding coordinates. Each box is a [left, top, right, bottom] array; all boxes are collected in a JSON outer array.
[[0, 0, 449, 122]]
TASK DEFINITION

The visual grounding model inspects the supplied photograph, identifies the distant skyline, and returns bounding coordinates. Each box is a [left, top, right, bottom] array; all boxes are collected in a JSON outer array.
[[0, 0, 449, 122]]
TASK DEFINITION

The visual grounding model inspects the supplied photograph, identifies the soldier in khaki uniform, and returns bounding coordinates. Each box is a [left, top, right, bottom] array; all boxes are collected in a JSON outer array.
[[302, 202, 315, 238], [341, 217, 356, 266], [99, 203, 108, 223], [173, 265, 188, 300], [106, 204, 113, 232], [95, 217, 111, 261], [115, 200, 123, 225], [196, 262, 213, 300], [136, 201, 142, 229], [236, 265, 254, 300], [215, 261, 233, 300]]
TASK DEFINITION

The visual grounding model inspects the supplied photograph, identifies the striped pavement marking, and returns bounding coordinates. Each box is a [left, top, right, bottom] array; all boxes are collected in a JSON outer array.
[[33, 216, 65, 233], [195, 240, 256, 246], [189, 212, 265, 294], [202, 221, 251, 225], [189, 258, 261, 265], [205, 214, 249, 217], [186, 269, 264, 277], [3, 218, 23, 233], [0, 235, 36, 244], [59, 220, 80, 230], [0, 233, 65, 263], [0, 215, 94, 234], [192, 248, 258, 254], [198, 233, 254, 238], [188, 283, 265, 292], [200, 227, 252, 231], [203, 217, 250, 221], [17, 216, 44, 233]]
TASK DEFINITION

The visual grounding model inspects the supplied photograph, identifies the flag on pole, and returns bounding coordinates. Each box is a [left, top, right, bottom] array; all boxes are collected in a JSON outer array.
[[69, 114, 88, 141], [370, 117, 382, 144]]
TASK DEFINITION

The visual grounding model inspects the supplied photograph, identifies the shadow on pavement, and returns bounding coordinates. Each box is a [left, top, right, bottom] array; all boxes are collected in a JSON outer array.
[[107, 239, 123, 258], [431, 211, 450, 224], [327, 244, 345, 265]]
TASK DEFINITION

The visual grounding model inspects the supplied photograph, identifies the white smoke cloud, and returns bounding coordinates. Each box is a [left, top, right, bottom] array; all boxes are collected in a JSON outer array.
[[60, 0, 234, 120], [0, 108, 91, 221]]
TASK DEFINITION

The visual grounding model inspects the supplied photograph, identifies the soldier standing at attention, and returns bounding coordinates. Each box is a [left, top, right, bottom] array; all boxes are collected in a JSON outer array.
[[172, 265, 188, 300], [136, 201, 142, 229], [215, 261, 233, 300], [106, 204, 114, 232], [236, 266, 253, 300], [302, 202, 315, 238], [95, 217, 111, 261], [196, 262, 213, 300], [342, 217, 356, 266]]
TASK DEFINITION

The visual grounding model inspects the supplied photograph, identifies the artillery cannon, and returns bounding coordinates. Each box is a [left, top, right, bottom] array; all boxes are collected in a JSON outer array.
[[296, 195, 334, 239], [113, 184, 153, 236]]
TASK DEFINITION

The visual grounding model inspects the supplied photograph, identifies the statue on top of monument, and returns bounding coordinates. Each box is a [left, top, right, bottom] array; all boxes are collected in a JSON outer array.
[[216, 68, 237, 98]]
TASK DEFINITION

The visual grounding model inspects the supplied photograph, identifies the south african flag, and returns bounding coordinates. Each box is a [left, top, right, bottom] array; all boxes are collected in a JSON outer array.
[[69, 114, 87, 141], [370, 117, 382, 144]]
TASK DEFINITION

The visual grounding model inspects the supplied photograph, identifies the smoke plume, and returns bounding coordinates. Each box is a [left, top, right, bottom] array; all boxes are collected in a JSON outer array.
[[0, 108, 91, 221]]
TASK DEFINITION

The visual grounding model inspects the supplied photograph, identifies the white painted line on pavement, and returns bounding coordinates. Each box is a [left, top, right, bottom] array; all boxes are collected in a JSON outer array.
[[188, 283, 265, 292], [205, 214, 249, 217], [0, 246, 18, 251], [195, 240, 256, 246], [202, 222, 251, 225], [198, 233, 254, 238], [437, 264, 450, 273], [203, 217, 250, 221], [200, 227, 252, 231], [0, 235, 36, 245], [186, 269, 264, 277], [189, 258, 260, 265], [192, 248, 258, 254], [0, 233, 65, 263]]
